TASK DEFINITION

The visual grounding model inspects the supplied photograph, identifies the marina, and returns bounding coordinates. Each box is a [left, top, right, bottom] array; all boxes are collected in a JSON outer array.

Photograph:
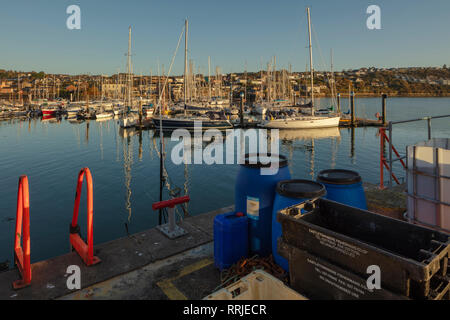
[[0, 2, 449, 304], [0, 98, 449, 297]]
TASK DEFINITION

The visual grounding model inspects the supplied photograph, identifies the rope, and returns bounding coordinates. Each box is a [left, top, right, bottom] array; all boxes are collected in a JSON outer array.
[[213, 255, 288, 292]]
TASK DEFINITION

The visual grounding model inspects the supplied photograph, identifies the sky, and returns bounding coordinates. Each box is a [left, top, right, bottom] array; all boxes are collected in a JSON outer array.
[[0, 0, 449, 76]]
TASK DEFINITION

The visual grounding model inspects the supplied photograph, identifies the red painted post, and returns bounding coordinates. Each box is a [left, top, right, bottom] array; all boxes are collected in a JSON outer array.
[[70, 168, 100, 266], [379, 128, 385, 189], [13, 175, 31, 289]]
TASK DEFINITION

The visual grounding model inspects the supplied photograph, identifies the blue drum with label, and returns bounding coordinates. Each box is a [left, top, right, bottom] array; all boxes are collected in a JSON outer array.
[[235, 153, 290, 256]]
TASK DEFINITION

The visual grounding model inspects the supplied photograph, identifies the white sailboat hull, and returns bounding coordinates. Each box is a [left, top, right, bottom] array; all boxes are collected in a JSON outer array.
[[259, 115, 340, 129], [119, 116, 138, 128], [95, 113, 113, 120]]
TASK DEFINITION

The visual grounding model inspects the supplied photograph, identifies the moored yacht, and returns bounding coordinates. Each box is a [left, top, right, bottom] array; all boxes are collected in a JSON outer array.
[[259, 8, 340, 130]]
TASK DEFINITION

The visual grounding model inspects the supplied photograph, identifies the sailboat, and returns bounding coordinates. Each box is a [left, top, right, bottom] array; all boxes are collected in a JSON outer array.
[[152, 19, 233, 130], [259, 7, 340, 129], [119, 26, 139, 128]]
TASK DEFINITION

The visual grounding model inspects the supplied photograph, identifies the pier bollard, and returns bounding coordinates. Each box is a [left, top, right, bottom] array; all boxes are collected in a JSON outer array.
[[70, 168, 101, 266], [152, 196, 190, 239], [13, 175, 31, 289]]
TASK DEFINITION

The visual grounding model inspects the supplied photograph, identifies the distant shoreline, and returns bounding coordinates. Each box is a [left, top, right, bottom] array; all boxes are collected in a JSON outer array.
[[316, 93, 450, 98]]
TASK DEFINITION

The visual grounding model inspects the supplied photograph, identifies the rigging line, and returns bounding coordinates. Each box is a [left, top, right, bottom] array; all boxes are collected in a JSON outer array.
[[156, 25, 184, 221], [156, 24, 184, 121], [311, 23, 338, 108], [151, 133, 181, 199]]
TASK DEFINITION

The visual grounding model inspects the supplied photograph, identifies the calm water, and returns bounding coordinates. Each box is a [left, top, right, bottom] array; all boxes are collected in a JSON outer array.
[[1, 97, 449, 264]]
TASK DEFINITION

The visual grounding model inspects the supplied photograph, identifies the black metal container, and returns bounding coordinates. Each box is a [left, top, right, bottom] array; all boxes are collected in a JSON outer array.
[[279, 241, 449, 300], [278, 241, 409, 300], [277, 198, 450, 298]]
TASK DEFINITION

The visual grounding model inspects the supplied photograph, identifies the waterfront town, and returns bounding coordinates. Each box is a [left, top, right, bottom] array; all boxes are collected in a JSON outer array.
[[1, 66, 450, 106]]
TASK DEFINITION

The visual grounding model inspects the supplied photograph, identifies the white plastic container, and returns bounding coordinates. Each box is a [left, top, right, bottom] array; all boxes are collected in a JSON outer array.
[[406, 138, 450, 232], [204, 270, 307, 300]]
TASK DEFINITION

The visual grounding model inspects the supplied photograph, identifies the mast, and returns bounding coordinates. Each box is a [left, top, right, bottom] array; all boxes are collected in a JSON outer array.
[[127, 26, 133, 110], [307, 7, 314, 115], [330, 48, 337, 111], [184, 19, 188, 115], [244, 61, 247, 102], [208, 56, 211, 101]]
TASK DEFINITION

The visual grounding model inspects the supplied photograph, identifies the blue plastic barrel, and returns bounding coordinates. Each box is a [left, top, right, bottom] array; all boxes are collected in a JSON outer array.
[[317, 169, 367, 210], [272, 180, 326, 272], [214, 211, 248, 270], [235, 153, 290, 256]]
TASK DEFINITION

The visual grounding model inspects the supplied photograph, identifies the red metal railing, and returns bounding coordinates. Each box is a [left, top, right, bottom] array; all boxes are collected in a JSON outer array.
[[70, 168, 101, 266], [379, 128, 406, 189], [13, 175, 31, 289]]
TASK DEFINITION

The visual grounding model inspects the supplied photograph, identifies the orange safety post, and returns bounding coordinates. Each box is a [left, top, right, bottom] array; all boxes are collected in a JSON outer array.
[[13, 175, 31, 289], [70, 168, 100, 266]]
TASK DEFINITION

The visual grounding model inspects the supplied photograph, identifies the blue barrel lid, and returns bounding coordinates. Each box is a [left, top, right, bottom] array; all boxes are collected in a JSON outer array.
[[276, 179, 326, 198], [241, 153, 288, 169], [317, 169, 362, 185]]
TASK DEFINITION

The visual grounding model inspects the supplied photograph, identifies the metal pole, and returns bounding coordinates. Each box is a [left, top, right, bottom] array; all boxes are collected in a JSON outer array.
[[379, 128, 384, 189], [208, 56, 211, 101], [184, 19, 188, 115], [240, 92, 244, 127], [427, 117, 432, 140], [138, 98, 142, 128], [307, 7, 314, 114], [168, 207, 175, 233], [388, 121, 393, 187], [337, 93, 341, 113]]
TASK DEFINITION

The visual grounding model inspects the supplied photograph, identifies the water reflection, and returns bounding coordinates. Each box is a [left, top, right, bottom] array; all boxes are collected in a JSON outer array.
[[279, 128, 341, 179], [350, 127, 355, 162], [120, 127, 135, 235]]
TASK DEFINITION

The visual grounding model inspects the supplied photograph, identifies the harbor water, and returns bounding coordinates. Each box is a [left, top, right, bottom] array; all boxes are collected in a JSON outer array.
[[0, 97, 449, 264]]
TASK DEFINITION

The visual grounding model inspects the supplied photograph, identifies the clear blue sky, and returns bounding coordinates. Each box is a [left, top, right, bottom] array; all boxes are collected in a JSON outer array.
[[1, 0, 449, 75]]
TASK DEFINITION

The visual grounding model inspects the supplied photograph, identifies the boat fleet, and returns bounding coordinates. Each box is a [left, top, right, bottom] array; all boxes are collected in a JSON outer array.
[[1, 8, 341, 131]]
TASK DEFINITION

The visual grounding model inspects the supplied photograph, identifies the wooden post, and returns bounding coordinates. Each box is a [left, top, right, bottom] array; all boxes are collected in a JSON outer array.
[[382, 93, 387, 125], [350, 91, 355, 126]]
